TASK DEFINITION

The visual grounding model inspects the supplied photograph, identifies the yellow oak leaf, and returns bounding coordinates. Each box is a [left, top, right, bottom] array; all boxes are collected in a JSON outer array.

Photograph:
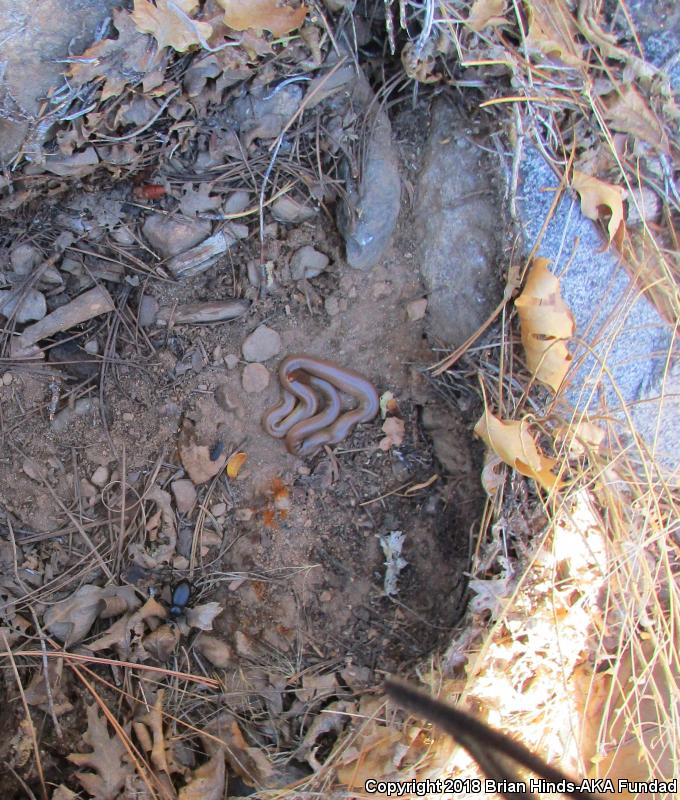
[[475, 409, 560, 491], [515, 257, 574, 392], [132, 0, 213, 52], [603, 86, 669, 153], [466, 0, 507, 32], [525, 0, 583, 66], [217, 0, 306, 37], [226, 451, 247, 479], [572, 170, 626, 241]]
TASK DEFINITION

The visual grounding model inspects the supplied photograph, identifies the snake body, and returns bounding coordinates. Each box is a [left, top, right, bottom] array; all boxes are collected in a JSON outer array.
[[262, 355, 379, 457]]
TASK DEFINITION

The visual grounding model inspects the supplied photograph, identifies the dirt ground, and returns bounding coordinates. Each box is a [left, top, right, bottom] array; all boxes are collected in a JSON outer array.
[[0, 83, 486, 794]]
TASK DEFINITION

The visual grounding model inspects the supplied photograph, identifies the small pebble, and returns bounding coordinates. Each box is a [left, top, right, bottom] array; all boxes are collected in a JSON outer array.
[[241, 324, 281, 362], [235, 508, 254, 521], [324, 296, 340, 316], [0, 288, 47, 323], [406, 298, 428, 321], [211, 502, 227, 517], [138, 296, 159, 327], [122, 412, 134, 422], [242, 363, 270, 393], [10, 243, 40, 275], [2, 372, 12, 386], [91, 466, 110, 488], [271, 196, 316, 224], [212, 345, 223, 364], [319, 591, 332, 603], [172, 479, 197, 514], [84, 339, 99, 355], [290, 245, 329, 280], [80, 479, 97, 499], [223, 190, 250, 215], [224, 354, 239, 370]]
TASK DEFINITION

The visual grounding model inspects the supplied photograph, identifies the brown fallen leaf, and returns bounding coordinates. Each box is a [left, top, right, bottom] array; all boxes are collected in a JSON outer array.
[[143, 624, 180, 661], [210, 713, 274, 786], [44, 584, 140, 646], [466, 0, 506, 32], [186, 602, 222, 631], [179, 748, 225, 800], [195, 633, 234, 667], [603, 85, 669, 153], [178, 418, 229, 485], [217, 0, 306, 37], [68, 704, 133, 800], [132, 0, 213, 51], [515, 257, 574, 392], [525, 0, 583, 66], [25, 659, 72, 715], [68, 9, 163, 100], [474, 409, 560, 491], [572, 170, 626, 241]]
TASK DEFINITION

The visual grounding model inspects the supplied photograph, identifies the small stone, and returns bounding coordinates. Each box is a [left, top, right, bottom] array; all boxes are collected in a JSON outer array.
[[142, 214, 212, 258], [372, 281, 391, 299], [0, 289, 46, 323], [242, 325, 281, 362], [80, 478, 97, 499], [290, 245, 330, 280], [235, 508, 254, 521], [224, 354, 239, 370], [211, 502, 227, 517], [271, 196, 317, 224], [111, 225, 136, 245], [242, 363, 270, 393], [319, 591, 332, 603], [223, 190, 250, 215], [138, 296, 159, 327], [225, 222, 249, 239], [406, 298, 428, 321], [10, 243, 40, 275], [172, 479, 197, 514], [212, 345, 223, 364], [91, 466, 110, 488], [84, 339, 99, 354], [2, 372, 12, 386], [122, 412, 134, 422], [246, 260, 261, 287], [324, 295, 340, 316]]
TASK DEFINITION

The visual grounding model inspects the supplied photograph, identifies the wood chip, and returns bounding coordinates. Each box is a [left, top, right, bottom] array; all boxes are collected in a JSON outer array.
[[166, 230, 235, 279]]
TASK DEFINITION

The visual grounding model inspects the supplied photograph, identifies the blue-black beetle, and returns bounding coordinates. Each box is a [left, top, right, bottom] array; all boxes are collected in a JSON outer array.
[[169, 580, 193, 617]]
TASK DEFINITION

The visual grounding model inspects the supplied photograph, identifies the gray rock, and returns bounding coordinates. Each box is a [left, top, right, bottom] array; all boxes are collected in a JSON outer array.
[[91, 466, 110, 488], [271, 196, 317, 224], [518, 147, 679, 467], [138, 296, 159, 327], [223, 190, 251, 215], [241, 324, 281, 362], [10, 243, 41, 275], [414, 100, 503, 346], [0, 288, 47, 323], [51, 398, 99, 433], [290, 246, 330, 280], [142, 214, 212, 259], [0, 0, 120, 163], [337, 72, 401, 270], [242, 362, 270, 393]]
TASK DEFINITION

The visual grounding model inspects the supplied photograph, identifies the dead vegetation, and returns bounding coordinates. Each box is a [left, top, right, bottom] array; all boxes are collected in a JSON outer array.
[[0, 0, 678, 797]]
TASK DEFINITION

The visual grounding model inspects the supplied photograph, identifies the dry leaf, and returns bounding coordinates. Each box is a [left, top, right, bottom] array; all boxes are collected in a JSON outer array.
[[210, 713, 274, 786], [515, 257, 574, 392], [132, 0, 213, 51], [179, 750, 225, 800], [68, 704, 133, 800], [186, 601, 222, 630], [525, 0, 583, 66], [474, 409, 560, 491], [178, 419, 229, 485], [466, 0, 506, 32], [143, 624, 180, 660], [572, 170, 625, 241], [44, 584, 140, 645], [226, 451, 247, 478], [603, 86, 669, 153], [480, 451, 505, 497], [25, 659, 72, 715], [379, 416, 405, 451], [69, 9, 163, 100], [217, 0, 306, 37], [195, 633, 233, 667]]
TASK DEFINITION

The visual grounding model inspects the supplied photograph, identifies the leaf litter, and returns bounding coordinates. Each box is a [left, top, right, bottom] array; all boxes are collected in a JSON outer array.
[[0, 0, 676, 795]]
